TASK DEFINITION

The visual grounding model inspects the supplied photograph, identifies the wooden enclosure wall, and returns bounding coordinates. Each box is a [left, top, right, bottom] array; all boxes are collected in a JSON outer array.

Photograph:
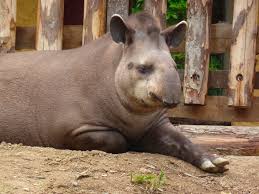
[[0, 0, 16, 53], [1, 0, 259, 123]]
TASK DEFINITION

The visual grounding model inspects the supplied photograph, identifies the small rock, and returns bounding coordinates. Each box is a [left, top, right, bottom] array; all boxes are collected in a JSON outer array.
[[109, 170, 117, 173], [146, 164, 156, 169], [139, 167, 152, 173], [72, 181, 79, 187], [77, 171, 91, 180], [23, 188, 30, 192]]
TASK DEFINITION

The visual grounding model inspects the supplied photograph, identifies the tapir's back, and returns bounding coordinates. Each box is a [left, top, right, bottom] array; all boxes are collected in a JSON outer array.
[[0, 34, 121, 147], [0, 49, 74, 146]]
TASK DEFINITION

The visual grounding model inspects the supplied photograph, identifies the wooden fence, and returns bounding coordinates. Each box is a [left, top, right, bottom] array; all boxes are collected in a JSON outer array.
[[1, 0, 259, 123]]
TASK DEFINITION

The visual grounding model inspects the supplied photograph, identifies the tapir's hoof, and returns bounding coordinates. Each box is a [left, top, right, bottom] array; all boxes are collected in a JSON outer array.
[[200, 155, 229, 173]]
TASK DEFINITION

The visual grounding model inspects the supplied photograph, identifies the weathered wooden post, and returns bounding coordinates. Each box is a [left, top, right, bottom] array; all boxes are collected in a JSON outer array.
[[36, 0, 64, 50], [144, 0, 167, 29], [106, 0, 129, 31], [184, 0, 213, 105], [82, 0, 106, 45], [0, 0, 16, 53], [228, 0, 258, 107]]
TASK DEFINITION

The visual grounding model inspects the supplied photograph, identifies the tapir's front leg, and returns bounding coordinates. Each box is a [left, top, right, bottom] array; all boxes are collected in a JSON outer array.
[[135, 122, 229, 173]]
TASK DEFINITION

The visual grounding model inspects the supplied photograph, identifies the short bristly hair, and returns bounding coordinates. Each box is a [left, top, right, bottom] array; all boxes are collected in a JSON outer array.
[[126, 12, 161, 34]]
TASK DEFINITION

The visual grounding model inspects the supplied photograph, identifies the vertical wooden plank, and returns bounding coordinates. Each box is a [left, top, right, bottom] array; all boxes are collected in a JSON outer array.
[[228, 0, 258, 107], [82, 0, 106, 45], [184, 0, 213, 105], [0, 0, 16, 53], [36, 0, 64, 50], [106, 0, 129, 31], [16, 0, 37, 27], [144, 0, 167, 29]]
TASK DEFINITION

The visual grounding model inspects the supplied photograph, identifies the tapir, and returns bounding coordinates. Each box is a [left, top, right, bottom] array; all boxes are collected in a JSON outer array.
[[0, 12, 228, 173]]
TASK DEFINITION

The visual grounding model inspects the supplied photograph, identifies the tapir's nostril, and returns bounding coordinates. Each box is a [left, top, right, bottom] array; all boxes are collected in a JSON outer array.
[[162, 100, 179, 108], [149, 92, 160, 101], [149, 91, 179, 108], [149, 92, 163, 102]]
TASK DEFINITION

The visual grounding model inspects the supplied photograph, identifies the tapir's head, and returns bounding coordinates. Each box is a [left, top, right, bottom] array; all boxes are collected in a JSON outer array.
[[110, 12, 186, 113]]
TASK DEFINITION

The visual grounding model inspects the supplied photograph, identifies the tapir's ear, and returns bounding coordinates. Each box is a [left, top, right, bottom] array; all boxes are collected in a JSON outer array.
[[110, 14, 134, 44], [161, 21, 187, 48]]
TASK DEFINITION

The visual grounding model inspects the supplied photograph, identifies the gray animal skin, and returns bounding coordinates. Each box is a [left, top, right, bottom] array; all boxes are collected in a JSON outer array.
[[0, 12, 228, 173]]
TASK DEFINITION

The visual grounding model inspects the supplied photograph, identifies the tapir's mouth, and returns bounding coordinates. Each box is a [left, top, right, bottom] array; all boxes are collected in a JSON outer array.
[[148, 92, 179, 108]]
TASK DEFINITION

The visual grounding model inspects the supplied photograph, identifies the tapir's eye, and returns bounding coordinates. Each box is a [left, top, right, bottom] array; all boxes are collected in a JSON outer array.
[[136, 64, 153, 74]]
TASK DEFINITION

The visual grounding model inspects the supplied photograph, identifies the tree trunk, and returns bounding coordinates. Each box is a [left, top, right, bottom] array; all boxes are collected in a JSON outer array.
[[0, 0, 16, 53], [82, 0, 106, 45], [228, 0, 258, 107], [106, 0, 129, 31], [184, 0, 212, 105], [36, 0, 64, 50], [144, 0, 167, 29]]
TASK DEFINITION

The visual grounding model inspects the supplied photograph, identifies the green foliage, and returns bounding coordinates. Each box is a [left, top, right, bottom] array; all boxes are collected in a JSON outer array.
[[208, 88, 224, 96], [210, 55, 224, 70], [131, 0, 144, 13], [166, 0, 187, 25], [131, 171, 165, 192], [172, 53, 185, 69]]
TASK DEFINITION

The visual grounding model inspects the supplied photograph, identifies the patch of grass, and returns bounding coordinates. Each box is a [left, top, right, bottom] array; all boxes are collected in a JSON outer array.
[[131, 171, 165, 192]]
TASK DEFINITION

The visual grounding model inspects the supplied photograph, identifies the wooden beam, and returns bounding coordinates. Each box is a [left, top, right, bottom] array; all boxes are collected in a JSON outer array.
[[16, 25, 83, 50], [12, 27, 259, 90], [15, 26, 35, 50], [82, 0, 106, 45], [178, 70, 228, 89], [184, 0, 212, 104], [106, 0, 129, 31], [172, 23, 233, 54], [169, 96, 259, 122], [228, 0, 258, 107], [179, 70, 259, 89], [63, 25, 83, 49], [144, 0, 167, 29], [175, 125, 259, 156], [0, 0, 16, 53], [36, 0, 64, 50], [14, 23, 235, 53]]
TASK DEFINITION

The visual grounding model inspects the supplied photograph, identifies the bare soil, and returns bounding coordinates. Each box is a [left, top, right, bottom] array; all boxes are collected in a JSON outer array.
[[0, 143, 258, 194]]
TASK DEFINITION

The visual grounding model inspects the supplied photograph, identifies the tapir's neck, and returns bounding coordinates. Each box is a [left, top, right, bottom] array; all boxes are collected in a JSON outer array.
[[74, 34, 166, 139]]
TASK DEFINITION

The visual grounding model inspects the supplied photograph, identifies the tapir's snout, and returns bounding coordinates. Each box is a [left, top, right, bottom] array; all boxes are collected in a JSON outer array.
[[149, 81, 181, 109], [148, 66, 181, 109], [162, 99, 180, 108]]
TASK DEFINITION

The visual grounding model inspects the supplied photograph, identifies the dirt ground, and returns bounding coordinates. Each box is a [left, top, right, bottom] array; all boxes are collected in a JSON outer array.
[[0, 143, 258, 194]]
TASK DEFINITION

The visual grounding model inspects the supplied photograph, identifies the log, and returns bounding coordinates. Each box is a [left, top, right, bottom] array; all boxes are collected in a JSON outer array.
[[228, 0, 258, 107], [184, 0, 213, 105], [0, 0, 16, 53], [36, 0, 64, 50], [144, 0, 167, 29], [176, 125, 259, 156], [82, 0, 106, 45], [106, 0, 129, 31]]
